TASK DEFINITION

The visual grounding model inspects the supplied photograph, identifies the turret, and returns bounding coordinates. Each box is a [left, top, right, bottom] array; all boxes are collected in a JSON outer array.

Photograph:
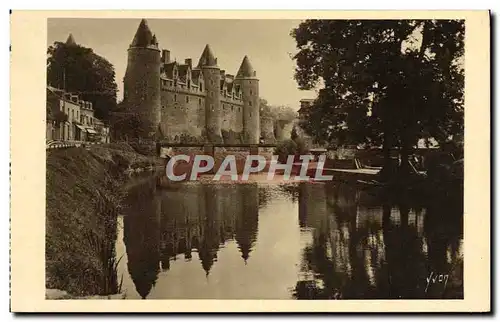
[[123, 19, 161, 139], [235, 56, 260, 144], [197, 44, 222, 143]]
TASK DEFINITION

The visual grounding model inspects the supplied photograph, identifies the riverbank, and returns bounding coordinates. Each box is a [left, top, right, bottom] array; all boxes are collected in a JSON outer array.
[[45, 143, 163, 298]]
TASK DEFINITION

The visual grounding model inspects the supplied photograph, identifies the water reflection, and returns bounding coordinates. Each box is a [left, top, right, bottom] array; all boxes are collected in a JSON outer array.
[[118, 181, 463, 299]]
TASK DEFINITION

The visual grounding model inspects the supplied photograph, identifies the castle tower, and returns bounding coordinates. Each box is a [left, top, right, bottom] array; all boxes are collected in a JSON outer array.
[[235, 56, 260, 144], [123, 19, 162, 139], [197, 44, 223, 143]]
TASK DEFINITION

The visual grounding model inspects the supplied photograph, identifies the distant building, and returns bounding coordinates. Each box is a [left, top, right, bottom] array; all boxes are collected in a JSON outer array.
[[298, 98, 315, 120]]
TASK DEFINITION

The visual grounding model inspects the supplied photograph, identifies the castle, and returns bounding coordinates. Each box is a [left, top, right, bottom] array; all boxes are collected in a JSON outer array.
[[123, 19, 261, 144]]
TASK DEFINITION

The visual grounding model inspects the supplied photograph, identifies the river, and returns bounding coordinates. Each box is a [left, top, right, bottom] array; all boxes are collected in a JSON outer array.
[[115, 178, 463, 299]]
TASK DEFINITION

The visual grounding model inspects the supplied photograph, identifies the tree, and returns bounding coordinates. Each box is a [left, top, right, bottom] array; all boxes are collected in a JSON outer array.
[[259, 98, 273, 118], [291, 20, 464, 181], [47, 41, 118, 123]]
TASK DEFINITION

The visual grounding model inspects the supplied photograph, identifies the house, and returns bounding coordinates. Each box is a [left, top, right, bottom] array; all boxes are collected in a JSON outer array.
[[46, 86, 109, 143]]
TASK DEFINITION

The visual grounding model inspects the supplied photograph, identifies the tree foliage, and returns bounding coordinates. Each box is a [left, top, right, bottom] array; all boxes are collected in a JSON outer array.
[[291, 20, 464, 163], [47, 41, 118, 123]]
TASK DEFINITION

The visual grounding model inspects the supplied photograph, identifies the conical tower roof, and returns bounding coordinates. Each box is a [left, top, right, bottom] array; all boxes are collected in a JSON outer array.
[[236, 55, 256, 78], [197, 44, 218, 68], [130, 19, 156, 48], [65, 33, 77, 46]]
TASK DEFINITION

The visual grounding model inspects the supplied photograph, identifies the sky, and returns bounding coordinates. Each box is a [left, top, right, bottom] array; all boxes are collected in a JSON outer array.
[[47, 18, 318, 111]]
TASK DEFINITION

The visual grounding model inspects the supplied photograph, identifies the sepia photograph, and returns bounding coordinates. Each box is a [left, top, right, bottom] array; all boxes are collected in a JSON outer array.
[[9, 10, 490, 312]]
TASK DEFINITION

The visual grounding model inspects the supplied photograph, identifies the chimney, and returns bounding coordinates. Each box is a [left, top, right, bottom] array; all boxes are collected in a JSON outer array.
[[185, 58, 192, 68], [162, 50, 171, 63]]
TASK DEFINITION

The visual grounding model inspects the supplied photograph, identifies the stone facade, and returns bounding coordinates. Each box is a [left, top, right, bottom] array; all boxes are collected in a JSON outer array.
[[123, 19, 260, 144], [46, 86, 110, 143]]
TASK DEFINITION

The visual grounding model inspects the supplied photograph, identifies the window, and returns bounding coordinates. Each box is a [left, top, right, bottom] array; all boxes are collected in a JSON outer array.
[[200, 83, 203, 91], [250, 90, 253, 95], [231, 106, 234, 111], [211, 104, 214, 111], [249, 101, 252, 106], [186, 96, 189, 103], [199, 98, 202, 105], [174, 94, 177, 102], [72, 110, 75, 120]]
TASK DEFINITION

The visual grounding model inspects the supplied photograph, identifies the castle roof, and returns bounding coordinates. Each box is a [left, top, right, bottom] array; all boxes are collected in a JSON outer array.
[[236, 55, 257, 78], [163, 62, 177, 79], [130, 19, 157, 48], [66, 33, 77, 46], [177, 64, 190, 82], [197, 44, 218, 68], [191, 69, 202, 80]]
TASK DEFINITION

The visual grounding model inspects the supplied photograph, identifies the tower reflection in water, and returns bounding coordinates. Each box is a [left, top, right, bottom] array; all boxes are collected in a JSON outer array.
[[291, 182, 463, 299], [123, 183, 259, 299], [122, 180, 463, 300]]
